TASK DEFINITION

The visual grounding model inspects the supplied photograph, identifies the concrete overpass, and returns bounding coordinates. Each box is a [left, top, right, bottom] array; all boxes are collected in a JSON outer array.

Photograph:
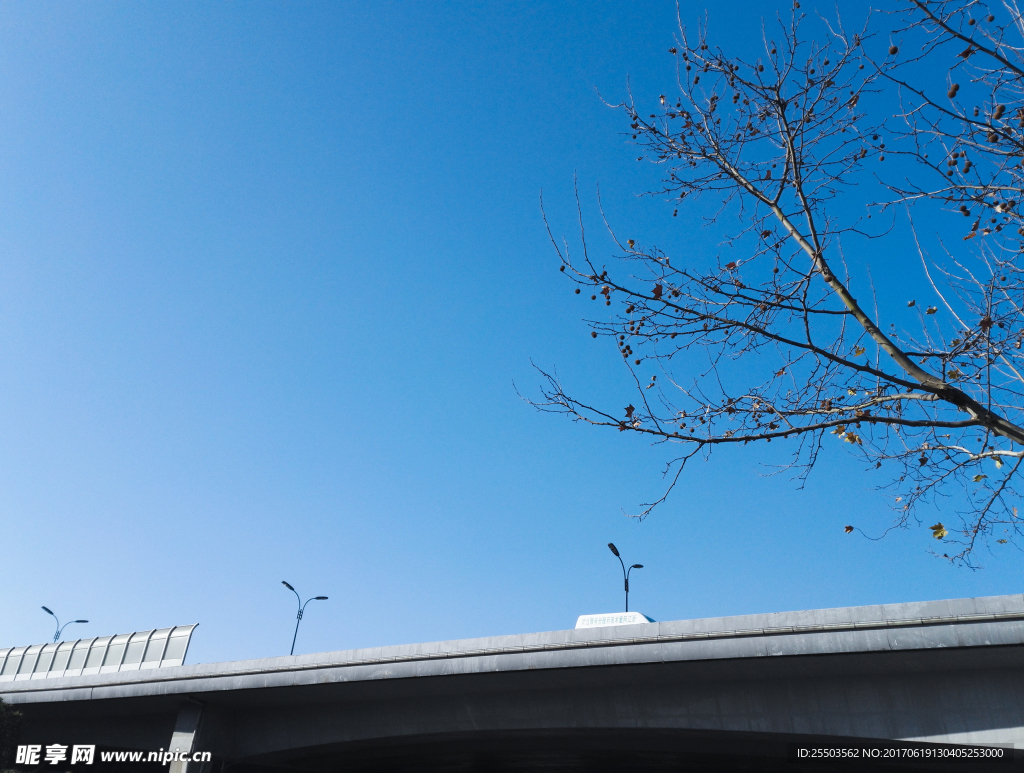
[[4, 595, 1024, 771]]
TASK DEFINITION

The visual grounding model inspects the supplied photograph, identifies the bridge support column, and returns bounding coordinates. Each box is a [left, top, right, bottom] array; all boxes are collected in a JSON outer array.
[[167, 700, 205, 773]]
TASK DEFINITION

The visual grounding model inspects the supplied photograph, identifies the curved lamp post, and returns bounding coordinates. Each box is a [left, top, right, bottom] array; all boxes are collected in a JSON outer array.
[[607, 544, 643, 612], [41, 607, 88, 643], [281, 581, 328, 656]]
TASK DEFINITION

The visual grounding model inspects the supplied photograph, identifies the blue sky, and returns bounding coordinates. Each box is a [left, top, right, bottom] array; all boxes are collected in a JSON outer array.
[[0, 0, 1019, 665]]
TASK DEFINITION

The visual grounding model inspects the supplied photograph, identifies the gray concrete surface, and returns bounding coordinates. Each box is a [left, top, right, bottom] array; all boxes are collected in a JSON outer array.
[[4, 595, 1024, 771]]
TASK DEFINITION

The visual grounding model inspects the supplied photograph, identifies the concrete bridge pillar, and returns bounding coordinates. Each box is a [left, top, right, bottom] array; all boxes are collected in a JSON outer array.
[[167, 700, 206, 773]]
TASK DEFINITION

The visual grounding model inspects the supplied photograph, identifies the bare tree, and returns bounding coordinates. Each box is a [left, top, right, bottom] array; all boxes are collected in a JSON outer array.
[[534, 0, 1024, 563]]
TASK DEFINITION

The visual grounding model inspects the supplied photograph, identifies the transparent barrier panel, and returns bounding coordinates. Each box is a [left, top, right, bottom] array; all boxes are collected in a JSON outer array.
[[50, 642, 74, 673], [122, 632, 150, 665], [2, 648, 25, 676], [143, 630, 170, 663], [67, 640, 92, 671], [162, 630, 190, 663], [17, 645, 42, 674], [34, 644, 58, 673], [103, 634, 130, 667], [1, 625, 196, 677], [66, 641, 90, 671], [84, 638, 110, 669]]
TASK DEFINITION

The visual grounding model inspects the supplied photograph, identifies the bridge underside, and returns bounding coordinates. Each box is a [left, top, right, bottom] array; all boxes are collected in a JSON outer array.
[[232, 728, 1002, 773], [13, 644, 1024, 772], [10, 724, 1003, 773]]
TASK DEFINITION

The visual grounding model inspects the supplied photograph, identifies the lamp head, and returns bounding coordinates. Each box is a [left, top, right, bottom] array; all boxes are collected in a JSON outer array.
[[632, 564, 643, 569], [281, 581, 295, 591], [74, 620, 89, 624], [41, 606, 54, 617], [314, 596, 328, 601], [607, 543, 620, 557]]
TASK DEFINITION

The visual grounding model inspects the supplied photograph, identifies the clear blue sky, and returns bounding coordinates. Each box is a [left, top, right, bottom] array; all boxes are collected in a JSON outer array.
[[1, 1, 1018, 665]]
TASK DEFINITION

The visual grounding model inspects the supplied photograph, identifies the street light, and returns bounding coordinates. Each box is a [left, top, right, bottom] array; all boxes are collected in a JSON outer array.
[[281, 581, 328, 656], [41, 607, 88, 643], [607, 544, 643, 612]]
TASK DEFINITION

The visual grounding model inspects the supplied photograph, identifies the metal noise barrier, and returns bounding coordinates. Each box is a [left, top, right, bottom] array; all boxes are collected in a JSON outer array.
[[0, 624, 198, 681]]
